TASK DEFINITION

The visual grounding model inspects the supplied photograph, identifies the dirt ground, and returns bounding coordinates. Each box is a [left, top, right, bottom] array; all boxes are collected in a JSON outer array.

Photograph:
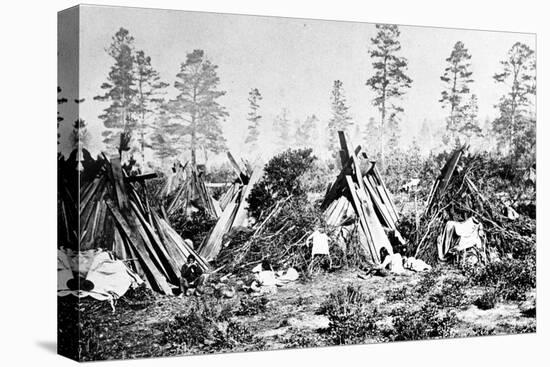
[[59, 266, 535, 361]]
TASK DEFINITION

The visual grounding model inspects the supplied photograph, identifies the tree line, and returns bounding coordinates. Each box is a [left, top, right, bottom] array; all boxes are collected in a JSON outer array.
[[59, 24, 536, 169]]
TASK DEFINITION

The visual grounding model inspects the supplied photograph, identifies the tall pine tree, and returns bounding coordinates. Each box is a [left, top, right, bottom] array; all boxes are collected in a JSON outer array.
[[459, 94, 482, 143], [295, 114, 319, 148], [94, 28, 138, 154], [165, 49, 228, 166], [328, 80, 353, 158], [134, 50, 168, 164], [440, 41, 474, 144], [492, 42, 536, 161], [366, 24, 412, 166], [273, 108, 290, 150], [245, 88, 263, 152]]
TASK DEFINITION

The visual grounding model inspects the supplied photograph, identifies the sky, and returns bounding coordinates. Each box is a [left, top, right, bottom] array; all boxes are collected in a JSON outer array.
[[58, 5, 535, 163]]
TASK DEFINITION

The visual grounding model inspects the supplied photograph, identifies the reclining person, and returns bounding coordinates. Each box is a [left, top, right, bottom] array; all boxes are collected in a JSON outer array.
[[374, 247, 406, 275], [180, 255, 205, 296]]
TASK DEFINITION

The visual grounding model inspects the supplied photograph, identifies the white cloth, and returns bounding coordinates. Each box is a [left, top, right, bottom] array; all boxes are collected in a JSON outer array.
[[404, 257, 432, 272], [381, 253, 406, 274], [310, 230, 330, 255], [438, 217, 484, 261], [58, 249, 143, 302], [276, 268, 299, 284]]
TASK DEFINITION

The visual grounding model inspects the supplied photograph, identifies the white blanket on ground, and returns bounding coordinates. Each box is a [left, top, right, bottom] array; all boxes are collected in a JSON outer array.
[[58, 249, 143, 302], [404, 257, 432, 272]]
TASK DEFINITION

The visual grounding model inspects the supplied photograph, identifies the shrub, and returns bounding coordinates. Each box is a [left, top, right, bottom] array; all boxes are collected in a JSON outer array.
[[473, 289, 498, 310], [387, 302, 458, 341], [318, 285, 380, 345], [281, 330, 325, 349], [171, 209, 217, 247], [414, 268, 443, 295], [235, 296, 269, 317], [385, 286, 413, 302], [212, 321, 265, 350], [428, 277, 468, 308], [248, 148, 316, 220], [465, 258, 535, 301]]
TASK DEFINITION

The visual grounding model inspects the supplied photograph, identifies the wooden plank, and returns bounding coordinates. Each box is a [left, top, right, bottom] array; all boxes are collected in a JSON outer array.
[[130, 201, 180, 284], [227, 152, 246, 183], [106, 200, 172, 294], [125, 172, 158, 182], [110, 157, 129, 209], [345, 176, 379, 262], [363, 176, 396, 230], [200, 201, 239, 261], [320, 145, 362, 210], [232, 165, 264, 228], [371, 164, 399, 220]]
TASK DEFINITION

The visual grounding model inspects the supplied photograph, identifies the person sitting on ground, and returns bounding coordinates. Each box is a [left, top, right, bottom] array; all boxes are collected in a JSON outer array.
[[179, 255, 205, 296], [373, 247, 406, 275]]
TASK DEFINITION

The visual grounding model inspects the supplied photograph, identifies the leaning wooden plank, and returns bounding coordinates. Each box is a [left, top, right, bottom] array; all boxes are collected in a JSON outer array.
[[345, 176, 379, 263], [106, 200, 172, 294], [227, 152, 246, 183], [371, 178, 399, 225], [110, 157, 129, 209], [320, 145, 362, 210], [159, 218, 210, 271], [79, 177, 103, 215], [125, 172, 158, 182], [370, 165, 399, 222], [150, 210, 187, 266], [338, 132, 351, 165], [131, 201, 180, 284], [232, 165, 264, 228], [356, 181, 393, 261], [363, 176, 396, 230], [200, 201, 239, 261]]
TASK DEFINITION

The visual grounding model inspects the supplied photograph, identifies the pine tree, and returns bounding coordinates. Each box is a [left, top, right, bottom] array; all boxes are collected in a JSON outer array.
[[366, 24, 412, 166], [459, 94, 482, 143], [134, 50, 168, 164], [328, 80, 353, 158], [273, 108, 290, 150], [363, 116, 380, 155], [165, 49, 228, 166], [418, 119, 433, 153], [295, 114, 319, 148], [492, 42, 536, 160], [440, 41, 474, 142], [245, 88, 263, 152], [71, 98, 89, 150], [57, 86, 68, 147], [94, 28, 138, 154], [150, 107, 184, 163]]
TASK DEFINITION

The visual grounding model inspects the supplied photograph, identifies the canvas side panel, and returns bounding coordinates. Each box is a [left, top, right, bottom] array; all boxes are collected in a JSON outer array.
[[57, 5, 81, 362]]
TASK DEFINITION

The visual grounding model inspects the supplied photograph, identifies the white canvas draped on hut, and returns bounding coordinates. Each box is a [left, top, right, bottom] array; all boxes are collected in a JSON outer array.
[[437, 217, 485, 261]]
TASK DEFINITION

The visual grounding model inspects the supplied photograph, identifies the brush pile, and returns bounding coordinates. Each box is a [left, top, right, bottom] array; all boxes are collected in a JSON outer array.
[[414, 147, 536, 265]]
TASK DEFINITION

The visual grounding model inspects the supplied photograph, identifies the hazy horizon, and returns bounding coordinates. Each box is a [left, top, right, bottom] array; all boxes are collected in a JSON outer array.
[[58, 5, 535, 166]]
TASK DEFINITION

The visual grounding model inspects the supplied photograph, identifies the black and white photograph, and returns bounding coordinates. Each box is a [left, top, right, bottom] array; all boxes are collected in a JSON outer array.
[[57, 4, 536, 362]]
